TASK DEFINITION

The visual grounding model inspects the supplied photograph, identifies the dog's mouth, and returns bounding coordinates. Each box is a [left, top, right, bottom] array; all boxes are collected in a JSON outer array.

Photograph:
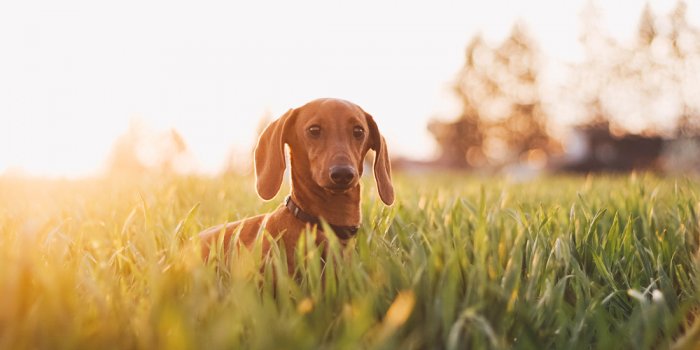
[[323, 184, 354, 194]]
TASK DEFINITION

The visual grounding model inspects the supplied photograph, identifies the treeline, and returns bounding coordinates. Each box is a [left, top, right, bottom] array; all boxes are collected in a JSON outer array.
[[429, 1, 700, 169]]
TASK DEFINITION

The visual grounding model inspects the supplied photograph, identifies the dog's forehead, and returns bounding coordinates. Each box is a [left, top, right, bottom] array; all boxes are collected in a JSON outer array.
[[297, 98, 366, 123]]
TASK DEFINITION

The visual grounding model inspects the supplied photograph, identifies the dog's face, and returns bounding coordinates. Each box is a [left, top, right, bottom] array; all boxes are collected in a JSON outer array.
[[292, 99, 370, 193], [254, 98, 394, 205]]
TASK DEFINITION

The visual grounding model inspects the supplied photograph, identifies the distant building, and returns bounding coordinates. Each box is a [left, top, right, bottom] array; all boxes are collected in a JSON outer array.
[[557, 122, 668, 173], [398, 120, 700, 175], [660, 137, 700, 174]]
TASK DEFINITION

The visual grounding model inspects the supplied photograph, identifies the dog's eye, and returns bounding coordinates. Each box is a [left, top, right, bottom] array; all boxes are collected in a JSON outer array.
[[308, 125, 321, 138], [353, 126, 365, 139]]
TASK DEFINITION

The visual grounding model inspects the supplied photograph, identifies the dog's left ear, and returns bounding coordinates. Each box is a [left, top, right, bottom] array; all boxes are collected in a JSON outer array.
[[254, 108, 296, 200], [365, 113, 395, 205]]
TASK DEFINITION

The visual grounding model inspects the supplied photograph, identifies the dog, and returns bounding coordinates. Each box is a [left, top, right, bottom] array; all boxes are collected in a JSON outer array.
[[199, 98, 394, 271]]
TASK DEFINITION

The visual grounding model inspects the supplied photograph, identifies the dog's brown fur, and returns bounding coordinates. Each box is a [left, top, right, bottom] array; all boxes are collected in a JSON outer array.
[[199, 98, 393, 271]]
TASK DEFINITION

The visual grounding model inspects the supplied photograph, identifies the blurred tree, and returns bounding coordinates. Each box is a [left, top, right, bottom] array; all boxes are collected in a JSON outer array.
[[105, 121, 148, 175], [637, 3, 657, 46], [429, 24, 558, 168], [159, 129, 189, 173], [676, 114, 700, 137], [668, 1, 700, 137], [427, 36, 487, 168], [105, 120, 193, 175], [559, 1, 700, 173], [486, 25, 556, 164], [572, 0, 700, 136]]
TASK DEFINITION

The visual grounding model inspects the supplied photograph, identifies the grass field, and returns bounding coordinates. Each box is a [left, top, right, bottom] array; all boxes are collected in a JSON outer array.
[[1, 173, 699, 349]]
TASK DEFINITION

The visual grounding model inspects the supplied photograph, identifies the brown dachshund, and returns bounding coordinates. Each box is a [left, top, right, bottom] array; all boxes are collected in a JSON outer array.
[[199, 98, 394, 270]]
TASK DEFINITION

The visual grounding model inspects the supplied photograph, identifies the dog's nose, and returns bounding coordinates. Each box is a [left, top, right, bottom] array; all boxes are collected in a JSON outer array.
[[329, 165, 356, 185]]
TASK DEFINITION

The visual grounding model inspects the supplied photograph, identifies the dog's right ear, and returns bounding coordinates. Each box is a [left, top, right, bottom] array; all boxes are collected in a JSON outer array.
[[254, 108, 296, 200]]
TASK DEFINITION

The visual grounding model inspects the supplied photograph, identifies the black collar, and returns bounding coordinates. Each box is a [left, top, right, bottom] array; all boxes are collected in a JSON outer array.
[[284, 196, 359, 240]]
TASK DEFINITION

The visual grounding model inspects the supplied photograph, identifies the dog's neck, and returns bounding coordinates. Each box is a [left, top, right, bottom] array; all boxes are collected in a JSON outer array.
[[288, 161, 362, 228]]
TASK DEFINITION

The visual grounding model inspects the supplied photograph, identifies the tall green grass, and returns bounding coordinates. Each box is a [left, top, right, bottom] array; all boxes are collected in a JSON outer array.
[[0, 173, 699, 349]]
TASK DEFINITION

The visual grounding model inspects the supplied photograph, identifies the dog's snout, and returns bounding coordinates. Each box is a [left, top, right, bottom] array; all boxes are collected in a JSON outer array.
[[329, 165, 357, 185]]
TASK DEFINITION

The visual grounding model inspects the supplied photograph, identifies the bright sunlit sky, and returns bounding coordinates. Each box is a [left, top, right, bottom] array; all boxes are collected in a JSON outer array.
[[1, 0, 698, 177]]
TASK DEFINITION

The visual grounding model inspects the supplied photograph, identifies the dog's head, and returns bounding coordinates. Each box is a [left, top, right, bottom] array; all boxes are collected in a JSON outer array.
[[254, 98, 394, 205]]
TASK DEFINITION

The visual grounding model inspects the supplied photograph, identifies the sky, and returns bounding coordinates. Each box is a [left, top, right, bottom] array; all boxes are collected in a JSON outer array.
[[1, 0, 697, 177]]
